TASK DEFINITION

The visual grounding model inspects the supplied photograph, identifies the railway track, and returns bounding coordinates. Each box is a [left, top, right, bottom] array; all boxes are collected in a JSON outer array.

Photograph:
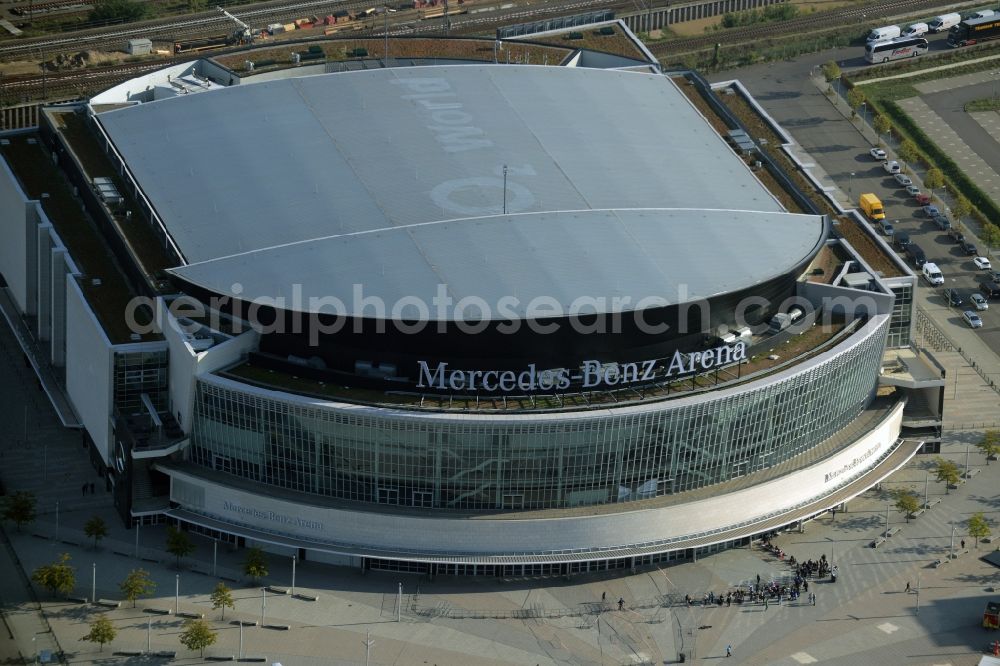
[[647, 0, 964, 56]]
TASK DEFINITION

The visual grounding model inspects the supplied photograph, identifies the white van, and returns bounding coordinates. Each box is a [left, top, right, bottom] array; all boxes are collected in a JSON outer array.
[[928, 13, 961, 32], [969, 9, 996, 19], [923, 262, 944, 286], [867, 25, 901, 43], [903, 22, 929, 37]]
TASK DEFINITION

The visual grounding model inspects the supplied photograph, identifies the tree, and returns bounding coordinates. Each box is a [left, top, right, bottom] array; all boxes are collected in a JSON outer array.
[[951, 195, 972, 222], [210, 582, 234, 620], [924, 168, 945, 201], [243, 546, 268, 583], [80, 614, 116, 652], [898, 139, 920, 171], [2, 491, 37, 531], [967, 512, 991, 548], [119, 568, 156, 608], [88, 0, 149, 23], [179, 618, 217, 657], [933, 457, 960, 493], [847, 88, 865, 117], [976, 430, 1000, 464], [822, 60, 841, 82], [31, 553, 76, 598], [166, 525, 195, 569], [873, 114, 891, 145], [982, 223, 1000, 251], [891, 489, 920, 522], [84, 516, 108, 550]]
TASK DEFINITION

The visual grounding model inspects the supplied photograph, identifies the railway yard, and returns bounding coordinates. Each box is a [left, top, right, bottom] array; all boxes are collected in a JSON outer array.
[[0, 0, 995, 109]]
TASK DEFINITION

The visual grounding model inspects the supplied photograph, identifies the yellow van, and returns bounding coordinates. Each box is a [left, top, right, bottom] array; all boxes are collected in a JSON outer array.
[[859, 193, 885, 221]]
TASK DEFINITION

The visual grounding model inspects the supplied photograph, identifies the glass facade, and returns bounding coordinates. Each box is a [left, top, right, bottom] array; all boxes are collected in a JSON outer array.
[[113, 348, 169, 413], [886, 283, 913, 348], [187, 319, 888, 512]]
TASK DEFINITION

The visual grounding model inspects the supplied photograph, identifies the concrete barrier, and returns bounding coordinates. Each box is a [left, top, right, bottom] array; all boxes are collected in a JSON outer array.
[[206, 655, 236, 661], [266, 586, 289, 595], [176, 611, 204, 619], [238, 657, 267, 662], [67, 596, 88, 604], [152, 650, 176, 658], [95, 599, 121, 608], [113, 650, 143, 656], [293, 593, 318, 602], [144, 608, 172, 615], [231, 620, 257, 627], [263, 624, 291, 630]]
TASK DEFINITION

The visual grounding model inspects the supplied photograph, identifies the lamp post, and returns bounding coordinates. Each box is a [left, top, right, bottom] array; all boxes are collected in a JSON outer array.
[[238, 621, 243, 660], [885, 500, 890, 539], [146, 616, 151, 653], [849, 171, 855, 202], [261, 587, 266, 626], [92, 562, 96, 604], [924, 472, 929, 508], [291, 554, 297, 597], [175, 574, 179, 615], [54, 501, 59, 542], [965, 442, 971, 478], [364, 630, 374, 666]]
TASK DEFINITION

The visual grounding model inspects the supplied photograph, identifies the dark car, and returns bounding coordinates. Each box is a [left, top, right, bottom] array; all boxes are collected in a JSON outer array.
[[961, 241, 978, 255], [948, 228, 966, 243], [894, 231, 911, 248], [906, 243, 926, 267], [932, 214, 952, 230], [985, 270, 1000, 282], [981, 281, 1000, 299], [944, 288, 964, 307]]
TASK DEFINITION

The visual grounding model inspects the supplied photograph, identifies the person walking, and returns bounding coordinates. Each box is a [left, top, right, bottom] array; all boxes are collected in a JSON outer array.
[[905, 582, 910, 593], [617, 597, 625, 611], [726, 645, 732, 658], [601, 591, 606, 602], [961, 539, 966, 550]]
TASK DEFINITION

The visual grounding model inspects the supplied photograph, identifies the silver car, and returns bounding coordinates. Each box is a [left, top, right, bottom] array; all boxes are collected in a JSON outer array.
[[894, 173, 913, 187], [971, 293, 989, 311], [963, 310, 983, 328]]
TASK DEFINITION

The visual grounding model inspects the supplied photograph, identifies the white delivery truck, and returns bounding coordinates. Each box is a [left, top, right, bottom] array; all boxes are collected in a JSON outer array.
[[923, 262, 944, 286], [867, 25, 901, 42], [903, 22, 929, 36], [928, 13, 961, 32], [969, 9, 996, 19]]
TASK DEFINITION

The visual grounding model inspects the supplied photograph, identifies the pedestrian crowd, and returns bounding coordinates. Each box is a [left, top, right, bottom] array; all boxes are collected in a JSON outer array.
[[678, 539, 834, 609]]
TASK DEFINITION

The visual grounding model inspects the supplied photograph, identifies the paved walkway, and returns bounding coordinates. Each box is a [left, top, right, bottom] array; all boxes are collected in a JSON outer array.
[[896, 96, 1000, 203]]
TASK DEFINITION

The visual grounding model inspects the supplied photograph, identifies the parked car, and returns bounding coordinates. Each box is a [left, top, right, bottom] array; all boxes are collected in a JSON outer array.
[[974, 256, 992, 269], [880, 220, 895, 236], [894, 231, 911, 248], [963, 310, 984, 328], [933, 214, 952, 231], [894, 173, 913, 187], [922, 204, 940, 216], [980, 280, 1000, 299], [961, 241, 978, 255], [985, 270, 1000, 282], [914, 193, 931, 205], [944, 288, 964, 307], [870, 147, 887, 160], [883, 160, 901, 174], [971, 293, 989, 310], [905, 185, 921, 197], [948, 227, 966, 243]]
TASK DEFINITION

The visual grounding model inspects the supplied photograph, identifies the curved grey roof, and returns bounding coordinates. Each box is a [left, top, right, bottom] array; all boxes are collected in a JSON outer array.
[[170, 208, 823, 318], [96, 65, 823, 318]]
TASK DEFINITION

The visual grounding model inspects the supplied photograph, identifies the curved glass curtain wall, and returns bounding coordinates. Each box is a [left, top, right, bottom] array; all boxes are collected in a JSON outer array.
[[188, 319, 888, 512]]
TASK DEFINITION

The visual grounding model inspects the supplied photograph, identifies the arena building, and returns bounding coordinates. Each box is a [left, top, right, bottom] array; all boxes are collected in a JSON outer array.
[[0, 34, 943, 576]]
